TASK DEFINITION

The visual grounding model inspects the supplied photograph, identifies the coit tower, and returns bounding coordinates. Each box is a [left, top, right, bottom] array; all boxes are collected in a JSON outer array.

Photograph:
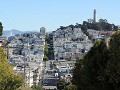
[[93, 9, 96, 23]]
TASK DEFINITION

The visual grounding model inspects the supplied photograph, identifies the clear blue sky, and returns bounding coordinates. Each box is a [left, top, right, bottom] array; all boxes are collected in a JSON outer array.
[[0, 0, 120, 32]]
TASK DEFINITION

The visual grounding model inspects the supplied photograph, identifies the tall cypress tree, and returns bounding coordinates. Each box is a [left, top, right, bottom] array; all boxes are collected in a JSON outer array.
[[0, 22, 3, 36], [106, 31, 120, 90], [73, 39, 111, 90]]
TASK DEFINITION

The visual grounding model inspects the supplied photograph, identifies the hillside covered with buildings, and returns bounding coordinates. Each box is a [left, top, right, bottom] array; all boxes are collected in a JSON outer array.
[[0, 8, 120, 90]]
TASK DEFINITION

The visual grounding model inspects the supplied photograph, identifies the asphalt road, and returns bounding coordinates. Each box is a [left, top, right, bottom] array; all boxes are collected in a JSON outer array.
[[42, 60, 57, 86]]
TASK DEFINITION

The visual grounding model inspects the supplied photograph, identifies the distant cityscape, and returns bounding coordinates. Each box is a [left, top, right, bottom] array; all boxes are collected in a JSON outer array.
[[0, 9, 120, 90]]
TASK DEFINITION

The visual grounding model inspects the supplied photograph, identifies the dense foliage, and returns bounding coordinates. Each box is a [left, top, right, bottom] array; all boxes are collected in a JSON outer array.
[[106, 31, 120, 90], [0, 47, 23, 90], [73, 31, 120, 90], [0, 22, 3, 36], [31, 85, 42, 90], [44, 42, 48, 56], [43, 55, 48, 61], [81, 19, 118, 31], [45, 33, 54, 60], [57, 79, 65, 90], [73, 39, 110, 90], [59, 19, 118, 36], [64, 84, 77, 90]]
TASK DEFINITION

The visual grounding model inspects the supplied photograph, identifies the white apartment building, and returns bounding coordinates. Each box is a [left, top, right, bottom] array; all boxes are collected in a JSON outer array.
[[53, 27, 93, 61]]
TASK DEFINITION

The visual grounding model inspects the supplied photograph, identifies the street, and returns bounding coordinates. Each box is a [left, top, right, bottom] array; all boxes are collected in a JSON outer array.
[[42, 60, 57, 90]]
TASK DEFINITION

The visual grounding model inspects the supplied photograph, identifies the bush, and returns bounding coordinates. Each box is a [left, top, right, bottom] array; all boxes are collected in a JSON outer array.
[[31, 85, 42, 90]]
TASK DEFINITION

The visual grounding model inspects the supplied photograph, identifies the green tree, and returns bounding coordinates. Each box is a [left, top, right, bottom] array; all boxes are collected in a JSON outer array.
[[44, 42, 48, 55], [106, 31, 120, 90], [64, 84, 77, 90], [0, 47, 23, 90], [45, 33, 54, 60], [31, 85, 42, 90], [43, 55, 48, 61], [72, 59, 84, 90], [73, 39, 111, 90], [45, 34, 49, 42], [0, 22, 3, 36], [57, 79, 65, 90]]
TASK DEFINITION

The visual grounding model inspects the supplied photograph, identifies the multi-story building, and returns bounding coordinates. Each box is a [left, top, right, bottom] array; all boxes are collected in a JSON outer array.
[[53, 27, 93, 61], [7, 28, 46, 87]]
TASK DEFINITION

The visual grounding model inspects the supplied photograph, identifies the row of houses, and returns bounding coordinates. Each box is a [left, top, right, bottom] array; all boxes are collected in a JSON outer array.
[[8, 30, 45, 64], [52, 27, 115, 68], [7, 27, 46, 87], [87, 29, 116, 46], [53, 27, 93, 61]]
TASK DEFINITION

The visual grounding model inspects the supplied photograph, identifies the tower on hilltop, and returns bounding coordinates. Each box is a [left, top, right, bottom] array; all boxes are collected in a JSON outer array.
[[93, 9, 96, 23]]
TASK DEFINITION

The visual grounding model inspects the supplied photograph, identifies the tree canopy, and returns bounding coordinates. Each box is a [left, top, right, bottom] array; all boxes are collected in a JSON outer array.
[[64, 84, 77, 90], [106, 31, 120, 89], [73, 39, 111, 90], [0, 22, 3, 36], [73, 31, 120, 90], [0, 47, 23, 90], [57, 79, 65, 90], [45, 33, 54, 60]]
